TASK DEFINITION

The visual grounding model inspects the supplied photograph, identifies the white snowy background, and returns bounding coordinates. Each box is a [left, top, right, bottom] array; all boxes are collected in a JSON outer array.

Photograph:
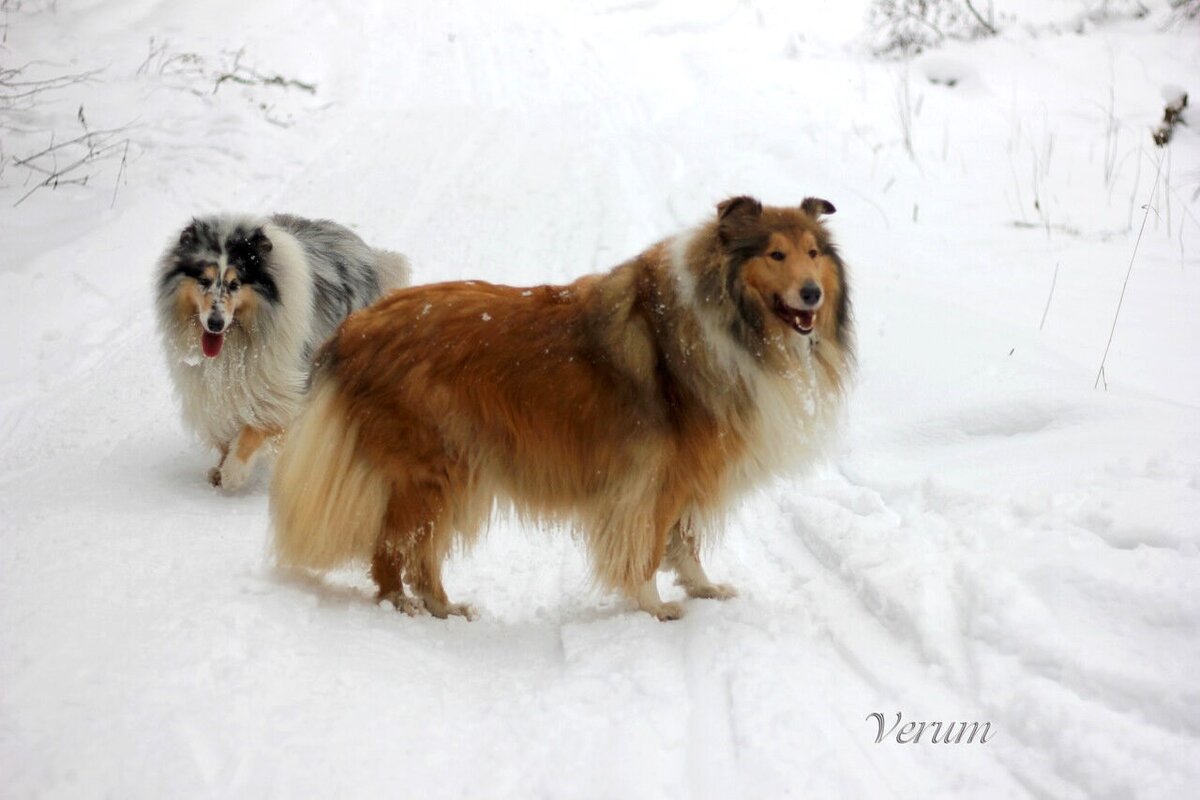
[[2, 0, 1198, 797]]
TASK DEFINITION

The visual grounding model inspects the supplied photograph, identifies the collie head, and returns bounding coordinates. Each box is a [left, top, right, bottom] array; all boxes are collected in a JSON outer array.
[[674, 195, 853, 387], [660, 195, 854, 487], [155, 215, 285, 361]]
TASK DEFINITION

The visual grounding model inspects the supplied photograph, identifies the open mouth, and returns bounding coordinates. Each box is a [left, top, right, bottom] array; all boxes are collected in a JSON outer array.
[[773, 296, 816, 335], [201, 330, 225, 358]]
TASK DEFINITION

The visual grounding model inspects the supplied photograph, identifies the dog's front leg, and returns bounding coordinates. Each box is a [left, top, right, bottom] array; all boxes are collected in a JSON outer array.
[[631, 509, 686, 620], [214, 426, 278, 490], [636, 577, 685, 621], [207, 441, 231, 486]]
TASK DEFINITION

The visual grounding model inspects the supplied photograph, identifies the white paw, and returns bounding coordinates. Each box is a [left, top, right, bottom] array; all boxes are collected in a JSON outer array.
[[685, 582, 738, 600], [379, 593, 424, 617], [645, 601, 685, 621], [424, 600, 476, 620], [217, 458, 249, 491]]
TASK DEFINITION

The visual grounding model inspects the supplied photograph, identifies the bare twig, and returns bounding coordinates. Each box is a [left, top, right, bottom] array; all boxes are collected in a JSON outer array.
[[136, 37, 207, 85], [963, 0, 997, 35], [11, 126, 132, 207], [1126, 144, 1144, 230], [895, 68, 918, 161], [0, 65, 102, 105], [1094, 149, 1165, 389], [12, 126, 129, 169], [110, 139, 128, 208], [1039, 262, 1060, 330], [1165, 139, 1172, 237], [212, 48, 316, 96], [899, 9, 946, 43], [1010, 220, 1125, 241], [1102, 81, 1119, 188], [213, 71, 316, 94]]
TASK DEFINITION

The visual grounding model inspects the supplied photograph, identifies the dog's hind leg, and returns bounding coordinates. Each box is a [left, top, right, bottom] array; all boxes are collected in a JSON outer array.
[[216, 425, 279, 490], [665, 520, 737, 600], [371, 490, 425, 616], [392, 479, 475, 620]]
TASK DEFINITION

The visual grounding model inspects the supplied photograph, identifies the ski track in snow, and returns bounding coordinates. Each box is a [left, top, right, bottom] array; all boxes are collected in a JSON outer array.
[[2, 0, 1199, 797]]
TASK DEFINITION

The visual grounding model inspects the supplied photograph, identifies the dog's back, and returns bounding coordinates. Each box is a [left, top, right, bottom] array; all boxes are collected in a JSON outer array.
[[269, 214, 411, 358]]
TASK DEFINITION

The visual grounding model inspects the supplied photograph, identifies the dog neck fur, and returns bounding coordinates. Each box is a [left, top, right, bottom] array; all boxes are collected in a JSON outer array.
[[665, 224, 848, 482]]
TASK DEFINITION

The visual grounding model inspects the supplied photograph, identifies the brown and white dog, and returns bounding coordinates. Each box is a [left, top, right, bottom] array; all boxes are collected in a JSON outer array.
[[271, 196, 853, 619]]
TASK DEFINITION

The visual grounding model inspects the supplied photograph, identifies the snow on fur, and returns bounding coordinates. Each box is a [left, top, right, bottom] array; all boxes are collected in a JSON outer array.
[[1, 1, 1197, 797]]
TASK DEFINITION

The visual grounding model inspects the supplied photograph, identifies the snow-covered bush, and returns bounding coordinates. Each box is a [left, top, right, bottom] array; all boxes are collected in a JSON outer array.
[[867, 0, 998, 57], [1169, 0, 1199, 20], [867, 0, 1176, 58]]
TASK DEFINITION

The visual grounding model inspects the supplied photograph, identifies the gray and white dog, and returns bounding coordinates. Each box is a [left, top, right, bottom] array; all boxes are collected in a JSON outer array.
[[156, 213, 411, 489]]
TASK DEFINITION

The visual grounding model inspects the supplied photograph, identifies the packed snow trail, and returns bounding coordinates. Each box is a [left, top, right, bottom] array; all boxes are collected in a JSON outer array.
[[2, 1, 1198, 797]]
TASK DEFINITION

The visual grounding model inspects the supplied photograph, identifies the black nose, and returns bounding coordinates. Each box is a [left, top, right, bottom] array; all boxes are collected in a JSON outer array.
[[800, 282, 822, 306], [206, 316, 225, 333]]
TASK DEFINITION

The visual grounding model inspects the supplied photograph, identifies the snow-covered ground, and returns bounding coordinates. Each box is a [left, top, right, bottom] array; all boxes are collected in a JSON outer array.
[[2, 0, 1198, 796]]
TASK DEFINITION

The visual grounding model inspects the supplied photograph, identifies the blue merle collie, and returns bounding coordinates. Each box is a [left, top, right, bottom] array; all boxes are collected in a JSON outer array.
[[156, 214, 411, 490]]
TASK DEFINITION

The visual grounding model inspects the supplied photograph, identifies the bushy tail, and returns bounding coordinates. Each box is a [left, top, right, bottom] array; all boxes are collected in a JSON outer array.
[[375, 249, 412, 291], [270, 375, 389, 570]]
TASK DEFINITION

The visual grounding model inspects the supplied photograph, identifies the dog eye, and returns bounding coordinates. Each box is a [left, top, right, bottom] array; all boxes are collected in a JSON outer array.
[[807, 249, 819, 259], [197, 277, 212, 289], [227, 280, 241, 292], [768, 251, 786, 261]]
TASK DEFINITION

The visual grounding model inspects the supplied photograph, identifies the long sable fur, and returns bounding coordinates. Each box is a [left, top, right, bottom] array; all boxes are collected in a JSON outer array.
[[271, 196, 852, 619]]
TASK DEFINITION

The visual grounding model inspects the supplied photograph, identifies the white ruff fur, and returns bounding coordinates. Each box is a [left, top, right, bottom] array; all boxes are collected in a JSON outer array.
[[159, 223, 314, 448], [668, 228, 846, 496]]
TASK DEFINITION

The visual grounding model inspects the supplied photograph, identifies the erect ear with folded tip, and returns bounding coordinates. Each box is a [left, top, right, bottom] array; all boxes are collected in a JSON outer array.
[[716, 195, 764, 244], [249, 226, 273, 254], [179, 220, 199, 247], [717, 195, 763, 222], [800, 197, 836, 218]]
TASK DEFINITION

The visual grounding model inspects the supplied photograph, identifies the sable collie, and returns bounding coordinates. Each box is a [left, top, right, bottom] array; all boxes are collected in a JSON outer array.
[[156, 214, 411, 490], [271, 196, 852, 619]]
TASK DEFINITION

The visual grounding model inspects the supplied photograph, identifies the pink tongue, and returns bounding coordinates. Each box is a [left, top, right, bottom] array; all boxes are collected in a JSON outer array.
[[201, 331, 224, 358], [798, 310, 814, 328]]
